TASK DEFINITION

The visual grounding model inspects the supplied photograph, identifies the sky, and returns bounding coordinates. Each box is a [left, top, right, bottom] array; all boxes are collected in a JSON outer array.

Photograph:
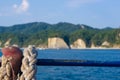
[[0, 0, 120, 28]]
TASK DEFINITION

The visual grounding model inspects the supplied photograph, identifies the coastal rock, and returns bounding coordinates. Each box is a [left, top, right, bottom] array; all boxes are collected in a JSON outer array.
[[70, 39, 86, 49], [38, 44, 47, 49], [4, 38, 11, 47], [48, 37, 69, 49], [113, 44, 120, 48], [13, 44, 19, 47], [119, 33, 120, 37], [91, 42, 96, 48], [101, 41, 110, 46], [0, 41, 2, 46]]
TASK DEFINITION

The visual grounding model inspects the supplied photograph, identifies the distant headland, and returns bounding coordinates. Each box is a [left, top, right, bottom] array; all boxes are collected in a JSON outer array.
[[0, 22, 120, 49]]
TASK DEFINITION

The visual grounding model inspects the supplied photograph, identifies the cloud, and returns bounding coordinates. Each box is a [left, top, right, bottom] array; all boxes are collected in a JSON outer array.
[[13, 0, 29, 13], [67, 0, 100, 8]]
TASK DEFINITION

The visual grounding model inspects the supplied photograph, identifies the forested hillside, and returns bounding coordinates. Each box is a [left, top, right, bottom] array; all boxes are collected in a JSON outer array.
[[0, 22, 120, 47]]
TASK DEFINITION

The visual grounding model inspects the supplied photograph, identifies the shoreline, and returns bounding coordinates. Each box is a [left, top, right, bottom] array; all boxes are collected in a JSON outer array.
[[37, 47, 120, 50], [71, 47, 120, 49], [0, 47, 119, 50]]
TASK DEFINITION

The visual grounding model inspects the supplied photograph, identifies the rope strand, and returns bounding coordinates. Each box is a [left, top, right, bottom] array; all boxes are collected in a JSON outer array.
[[19, 45, 38, 80], [0, 56, 13, 80]]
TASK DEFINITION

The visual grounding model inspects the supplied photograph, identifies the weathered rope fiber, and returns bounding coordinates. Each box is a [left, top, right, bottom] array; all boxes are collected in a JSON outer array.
[[0, 56, 13, 80], [19, 45, 38, 80]]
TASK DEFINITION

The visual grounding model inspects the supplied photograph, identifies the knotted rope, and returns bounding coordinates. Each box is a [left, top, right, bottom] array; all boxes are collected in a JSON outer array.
[[0, 56, 13, 80], [19, 45, 38, 80]]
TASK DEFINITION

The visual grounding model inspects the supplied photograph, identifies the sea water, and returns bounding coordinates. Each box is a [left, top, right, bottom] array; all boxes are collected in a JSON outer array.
[[36, 49, 120, 80], [1, 49, 120, 80]]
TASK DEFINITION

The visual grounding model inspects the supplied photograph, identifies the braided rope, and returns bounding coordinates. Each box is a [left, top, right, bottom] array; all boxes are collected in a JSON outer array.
[[19, 45, 38, 80], [0, 56, 13, 80]]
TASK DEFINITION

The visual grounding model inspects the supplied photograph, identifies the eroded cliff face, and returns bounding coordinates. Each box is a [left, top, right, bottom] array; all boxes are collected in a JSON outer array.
[[91, 42, 96, 48], [4, 39, 11, 47], [70, 39, 86, 49], [113, 44, 120, 48], [48, 37, 69, 49], [0, 41, 2, 46], [91, 41, 111, 48], [101, 41, 110, 47]]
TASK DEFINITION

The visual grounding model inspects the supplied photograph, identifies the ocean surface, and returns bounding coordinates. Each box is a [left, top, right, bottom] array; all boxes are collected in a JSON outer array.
[[36, 49, 120, 80], [1, 49, 120, 80]]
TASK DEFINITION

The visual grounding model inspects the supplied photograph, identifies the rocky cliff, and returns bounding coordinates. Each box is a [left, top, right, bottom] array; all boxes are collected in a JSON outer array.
[[113, 44, 120, 48], [91, 42, 96, 48], [48, 37, 69, 49], [70, 39, 86, 49], [4, 39, 11, 47]]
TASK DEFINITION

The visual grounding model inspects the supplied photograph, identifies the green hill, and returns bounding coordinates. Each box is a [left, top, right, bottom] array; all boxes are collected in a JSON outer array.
[[0, 22, 119, 47]]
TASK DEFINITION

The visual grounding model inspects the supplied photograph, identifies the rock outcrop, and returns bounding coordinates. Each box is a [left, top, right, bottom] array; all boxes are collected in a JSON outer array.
[[119, 33, 120, 37], [101, 41, 110, 46], [91, 42, 96, 48], [4, 38, 11, 47], [48, 37, 69, 49], [113, 44, 120, 48], [70, 39, 86, 49], [0, 41, 2, 46]]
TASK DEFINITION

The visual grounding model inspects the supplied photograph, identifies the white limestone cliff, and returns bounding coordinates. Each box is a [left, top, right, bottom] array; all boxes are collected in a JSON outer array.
[[4, 38, 11, 47], [101, 41, 110, 46], [48, 37, 69, 49], [70, 39, 86, 49], [91, 42, 96, 48]]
